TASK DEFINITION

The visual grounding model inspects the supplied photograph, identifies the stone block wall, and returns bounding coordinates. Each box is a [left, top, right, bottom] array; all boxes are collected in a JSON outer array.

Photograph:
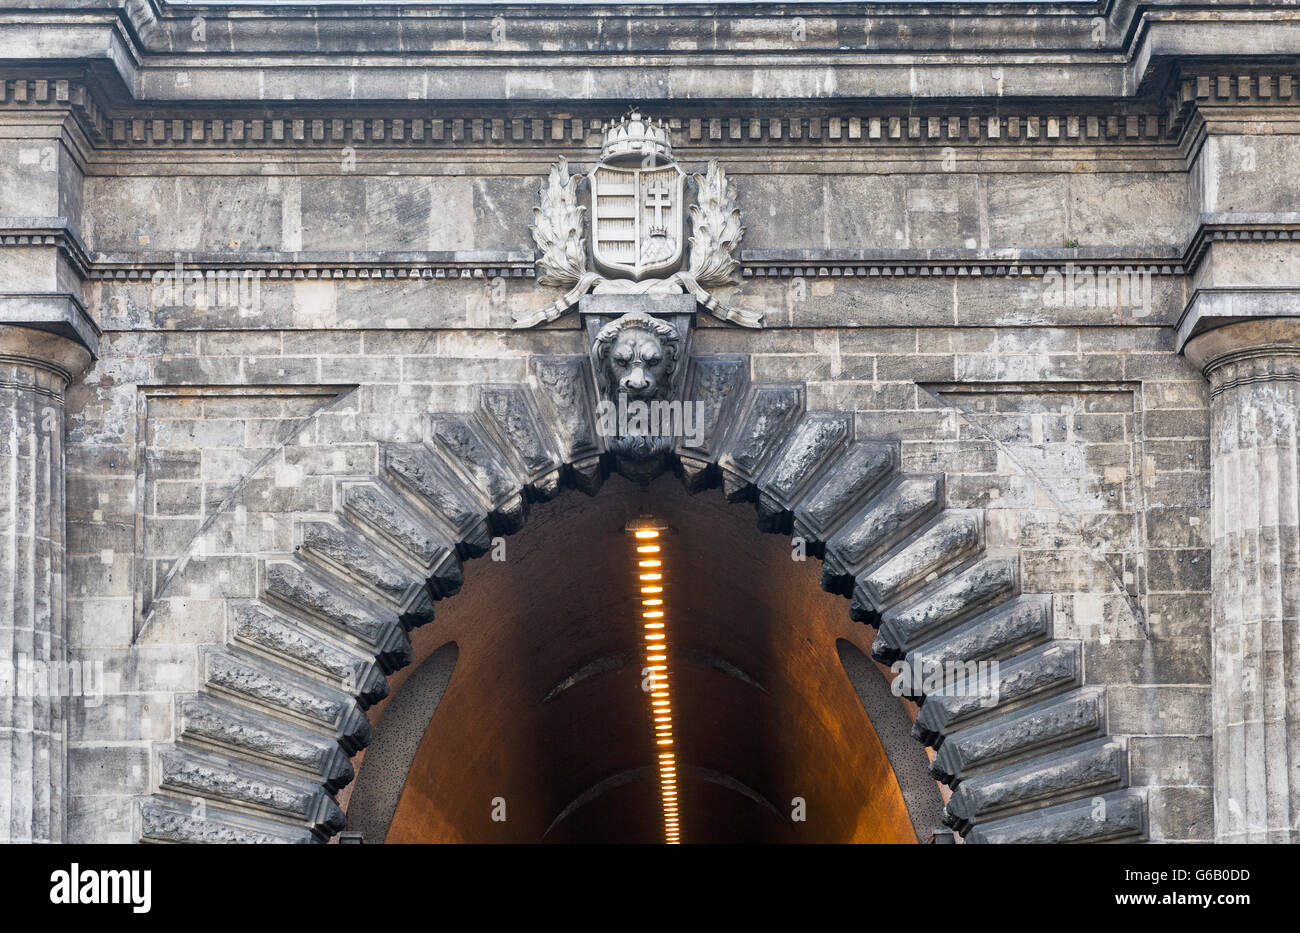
[[4, 2, 1299, 844], [55, 319, 1215, 841], [60, 160, 1220, 842]]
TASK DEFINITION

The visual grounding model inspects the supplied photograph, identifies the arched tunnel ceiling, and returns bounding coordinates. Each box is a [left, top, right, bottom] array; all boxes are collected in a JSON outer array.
[[347, 475, 941, 844]]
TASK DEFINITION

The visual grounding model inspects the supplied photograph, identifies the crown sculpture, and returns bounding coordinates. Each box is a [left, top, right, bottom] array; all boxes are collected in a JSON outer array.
[[600, 111, 674, 163], [516, 110, 760, 328]]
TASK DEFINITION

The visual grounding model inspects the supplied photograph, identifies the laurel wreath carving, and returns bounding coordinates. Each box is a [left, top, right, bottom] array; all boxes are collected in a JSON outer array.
[[529, 156, 588, 285], [688, 159, 743, 287], [516, 154, 761, 329]]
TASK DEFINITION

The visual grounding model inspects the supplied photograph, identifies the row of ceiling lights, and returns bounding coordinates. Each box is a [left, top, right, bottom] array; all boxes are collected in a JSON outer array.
[[634, 526, 679, 844]]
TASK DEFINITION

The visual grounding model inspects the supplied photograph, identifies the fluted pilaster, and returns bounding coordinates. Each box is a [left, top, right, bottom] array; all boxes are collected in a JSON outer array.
[[1187, 318, 1300, 843]]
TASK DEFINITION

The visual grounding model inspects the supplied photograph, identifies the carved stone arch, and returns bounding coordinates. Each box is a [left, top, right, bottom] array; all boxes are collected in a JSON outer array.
[[137, 347, 1147, 845]]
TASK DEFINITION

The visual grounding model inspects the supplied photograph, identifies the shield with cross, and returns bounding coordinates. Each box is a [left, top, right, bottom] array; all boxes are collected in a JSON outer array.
[[590, 162, 687, 281]]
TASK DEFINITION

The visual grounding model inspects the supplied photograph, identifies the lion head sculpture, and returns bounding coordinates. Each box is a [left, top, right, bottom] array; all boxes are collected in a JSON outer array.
[[590, 311, 685, 462], [590, 311, 682, 402]]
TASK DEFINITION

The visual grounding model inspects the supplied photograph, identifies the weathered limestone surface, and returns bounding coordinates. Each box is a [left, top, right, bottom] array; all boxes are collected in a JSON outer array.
[[0, 324, 92, 842], [5, 0, 1299, 843], [1186, 318, 1300, 842], [111, 332, 1147, 843]]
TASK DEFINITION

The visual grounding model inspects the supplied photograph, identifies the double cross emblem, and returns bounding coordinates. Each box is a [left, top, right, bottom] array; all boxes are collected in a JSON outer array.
[[645, 178, 673, 231]]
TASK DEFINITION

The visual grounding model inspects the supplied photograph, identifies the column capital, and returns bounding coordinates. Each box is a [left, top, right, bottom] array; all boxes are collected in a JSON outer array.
[[1181, 315, 1300, 383], [0, 293, 99, 387]]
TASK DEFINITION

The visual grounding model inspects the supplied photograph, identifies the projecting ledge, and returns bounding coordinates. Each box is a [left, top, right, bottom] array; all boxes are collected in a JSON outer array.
[[0, 292, 100, 371]]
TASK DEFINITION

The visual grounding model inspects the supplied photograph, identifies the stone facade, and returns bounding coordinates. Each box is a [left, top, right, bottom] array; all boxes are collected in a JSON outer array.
[[0, 1, 1297, 843]]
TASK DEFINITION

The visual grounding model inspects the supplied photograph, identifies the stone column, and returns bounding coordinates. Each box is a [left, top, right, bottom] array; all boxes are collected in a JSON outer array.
[[1185, 318, 1300, 843], [0, 324, 92, 843]]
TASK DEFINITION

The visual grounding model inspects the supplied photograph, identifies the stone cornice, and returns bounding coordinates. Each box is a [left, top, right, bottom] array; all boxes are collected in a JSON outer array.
[[0, 216, 94, 280], [7, 213, 1298, 286], [87, 249, 535, 283], [1181, 212, 1300, 274], [89, 110, 1181, 150], [739, 251, 1185, 280], [22, 0, 1300, 58], [4, 3, 1300, 106], [5, 63, 1299, 161], [739, 213, 1300, 282]]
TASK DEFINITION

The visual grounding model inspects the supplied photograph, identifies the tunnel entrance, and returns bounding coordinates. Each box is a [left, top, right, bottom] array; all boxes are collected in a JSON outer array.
[[137, 341, 1142, 845], [344, 474, 942, 844]]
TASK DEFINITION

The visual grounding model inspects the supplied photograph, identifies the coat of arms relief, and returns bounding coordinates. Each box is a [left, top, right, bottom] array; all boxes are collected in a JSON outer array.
[[515, 111, 761, 329]]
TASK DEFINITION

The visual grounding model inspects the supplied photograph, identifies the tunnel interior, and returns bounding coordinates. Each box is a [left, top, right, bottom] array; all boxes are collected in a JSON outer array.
[[345, 474, 940, 844]]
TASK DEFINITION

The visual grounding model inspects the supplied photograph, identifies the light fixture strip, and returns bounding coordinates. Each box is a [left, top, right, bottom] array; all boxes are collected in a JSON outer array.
[[633, 526, 679, 845]]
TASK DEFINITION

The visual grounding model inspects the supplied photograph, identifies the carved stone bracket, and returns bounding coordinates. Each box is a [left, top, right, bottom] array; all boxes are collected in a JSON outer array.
[[582, 296, 694, 480]]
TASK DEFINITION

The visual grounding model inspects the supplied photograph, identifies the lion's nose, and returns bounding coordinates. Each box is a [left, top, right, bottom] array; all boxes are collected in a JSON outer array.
[[622, 368, 651, 393]]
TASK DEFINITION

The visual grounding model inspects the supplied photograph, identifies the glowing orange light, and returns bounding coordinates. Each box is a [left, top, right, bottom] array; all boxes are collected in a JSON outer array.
[[633, 519, 681, 844]]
